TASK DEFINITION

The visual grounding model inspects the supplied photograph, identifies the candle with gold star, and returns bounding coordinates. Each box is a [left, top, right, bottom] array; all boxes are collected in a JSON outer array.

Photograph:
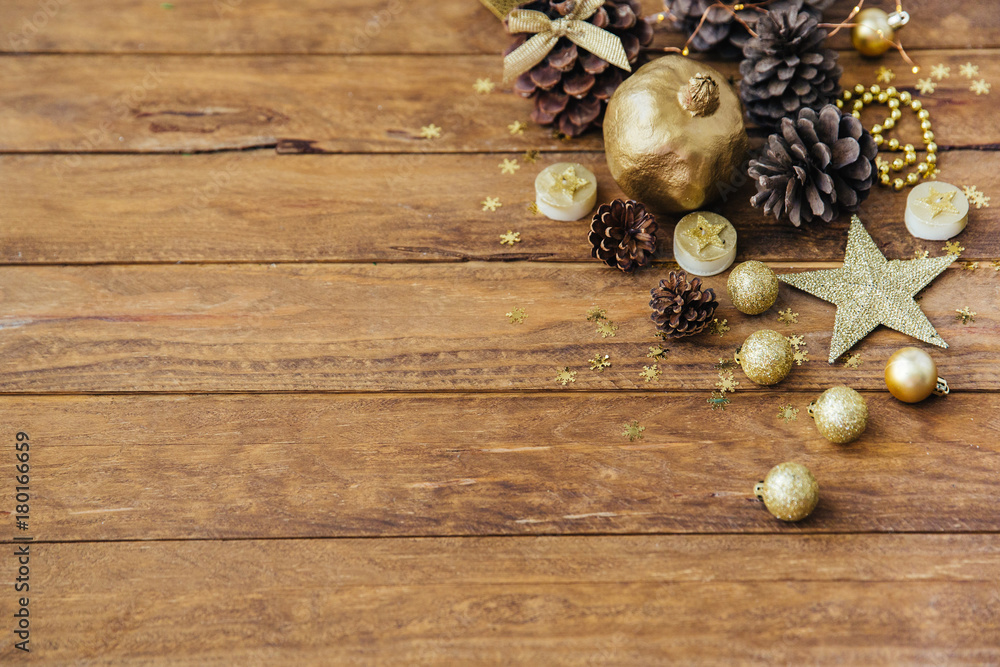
[[534, 162, 598, 221], [672, 211, 737, 276], [905, 182, 969, 241]]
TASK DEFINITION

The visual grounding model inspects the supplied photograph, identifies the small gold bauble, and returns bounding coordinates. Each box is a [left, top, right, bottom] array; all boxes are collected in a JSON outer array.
[[852, 8, 908, 57], [885, 347, 949, 403], [808, 386, 868, 444], [735, 329, 793, 385], [726, 261, 778, 315], [754, 462, 819, 522]]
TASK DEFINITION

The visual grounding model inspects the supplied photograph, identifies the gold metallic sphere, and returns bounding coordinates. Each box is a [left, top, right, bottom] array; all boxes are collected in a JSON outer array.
[[809, 386, 868, 444], [754, 462, 819, 522], [852, 8, 895, 56], [736, 329, 793, 385], [885, 347, 948, 403], [727, 260, 778, 315]]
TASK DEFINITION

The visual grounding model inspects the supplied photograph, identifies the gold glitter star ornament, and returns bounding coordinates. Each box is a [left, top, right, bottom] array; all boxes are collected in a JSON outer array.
[[778, 216, 954, 363]]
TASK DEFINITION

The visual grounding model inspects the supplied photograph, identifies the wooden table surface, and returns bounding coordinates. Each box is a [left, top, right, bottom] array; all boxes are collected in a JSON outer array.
[[1, 0, 999, 663]]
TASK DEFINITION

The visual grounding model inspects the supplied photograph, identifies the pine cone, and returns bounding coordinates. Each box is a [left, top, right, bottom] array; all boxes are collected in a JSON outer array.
[[589, 199, 658, 273], [749, 104, 877, 226], [507, 0, 654, 137], [739, 7, 841, 129], [663, 0, 833, 59], [649, 270, 718, 338]]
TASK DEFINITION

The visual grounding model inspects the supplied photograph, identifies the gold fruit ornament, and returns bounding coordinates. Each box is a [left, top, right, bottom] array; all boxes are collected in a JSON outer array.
[[604, 56, 749, 213], [851, 8, 910, 57], [755, 462, 819, 522], [735, 329, 793, 385], [884, 347, 949, 403], [808, 386, 868, 444]]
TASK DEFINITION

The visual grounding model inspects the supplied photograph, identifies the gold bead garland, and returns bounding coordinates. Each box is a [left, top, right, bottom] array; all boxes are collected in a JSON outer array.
[[835, 84, 937, 191]]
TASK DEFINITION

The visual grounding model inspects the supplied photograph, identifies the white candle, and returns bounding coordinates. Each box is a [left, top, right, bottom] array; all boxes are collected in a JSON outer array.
[[904, 181, 969, 241], [534, 162, 597, 221], [672, 211, 737, 276]]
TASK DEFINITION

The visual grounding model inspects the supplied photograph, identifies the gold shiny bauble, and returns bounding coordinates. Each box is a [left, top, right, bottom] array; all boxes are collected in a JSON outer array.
[[604, 56, 749, 213], [809, 386, 868, 444], [735, 329, 793, 385], [754, 462, 819, 522], [727, 260, 778, 315], [885, 347, 949, 403], [852, 8, 896, 56]]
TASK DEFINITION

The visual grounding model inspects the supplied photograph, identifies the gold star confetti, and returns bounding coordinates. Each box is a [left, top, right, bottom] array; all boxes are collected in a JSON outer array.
[[647, 346, 668, 360], [778, 216, 955, 363], [586, 306, 607, 322], [971, 79, 992, 95], [505, 307, 526, 324], [555, 368, 577, 385], [589, 353, 611, 372], [523, 149, 540, 163], [419, 124, 442, 139], [508, 120, 526, 135], [963, 185, 991, 209], [499, 230, 521, 246], [498, 158, 520, 175], [707, 391, 731, 411], [960, 62, 980, 79], [914, 249, 929, 259], [944, 241, 964, 256], [963, 261, 979, 272], [793, 349, 809, 366], [640, 364, 662, 382], [596, 320, 619, 338], [777, 404, 799, 422], [527, 202, 540, 215], [843, 352, 863, 368], [876, 66, 895, 83], [473, 77, 495, 94], [622, 421, 645, 441], [955, 307, 976, 325], [714, 358, 737, 371], [917, 187, 960, 218], [786, 334, 805, 348], [777, 308, 798, 325], [993, 261, 1000, 272], [916, 78, 936, 95], [554, 165, 589, 196], [930, 63, 951, 80], [707, 318, 730, 337], [682, 215, 726, 252], [715, 370, 739, 393], [481, 197, 502, 212]]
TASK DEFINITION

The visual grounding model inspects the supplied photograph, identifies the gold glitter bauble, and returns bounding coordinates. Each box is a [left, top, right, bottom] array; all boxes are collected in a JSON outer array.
[[735, 329, 793, 385], [778, 216, 954, 363], [727, 261, 778, 315], [809, 386, 868, 444], [851, 8, 908, 57], [754, 462, 819, 522], [604, 56, 749, 213], [884, 347, 949, 403]]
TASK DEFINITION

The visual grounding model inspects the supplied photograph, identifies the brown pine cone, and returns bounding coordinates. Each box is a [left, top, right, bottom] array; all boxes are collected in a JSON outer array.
[[589, 199, 658, 273], [506, 0, 654, 137], [649, 270, 718, 338]]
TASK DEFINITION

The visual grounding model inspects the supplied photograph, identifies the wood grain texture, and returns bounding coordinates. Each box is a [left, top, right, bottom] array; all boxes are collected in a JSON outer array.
[[1, 535, 997, 664], [0, 262, 995, 393], [1, 0, 996, 54], [2, 150, 997, 264], [0, 392, 997, 540], [1, 51, 997, 153]]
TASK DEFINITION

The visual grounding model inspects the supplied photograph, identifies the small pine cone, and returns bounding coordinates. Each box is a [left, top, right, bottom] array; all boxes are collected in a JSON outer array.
[[739, 7, 841, 129], [749, 105, 877, 226], [649, 270, 719, 338], [589, 199, 658, 273]]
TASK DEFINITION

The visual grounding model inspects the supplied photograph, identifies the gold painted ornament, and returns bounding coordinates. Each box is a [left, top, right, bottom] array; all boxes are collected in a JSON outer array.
[[851, 8, 910, 57], [754, 462, 819, 522], [735, 329, 793, 386], [884, 347, 949, 403], [604, 56, 749, 213], [808, 386, 868, 444], [727, 260, 778, 315]]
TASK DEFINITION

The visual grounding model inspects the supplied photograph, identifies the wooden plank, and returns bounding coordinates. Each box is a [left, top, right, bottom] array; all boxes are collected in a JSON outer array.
[[0, 51, 997, 153], [0, 392, 997, 540], [0, 263, 994, 393], [1, 0, 996, 54], [2, 150, 997, 264], [1, 535, 997, 663]]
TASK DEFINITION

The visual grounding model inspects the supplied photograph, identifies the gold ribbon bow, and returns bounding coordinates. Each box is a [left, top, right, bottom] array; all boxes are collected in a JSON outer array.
[[503, 0, 632, 83]]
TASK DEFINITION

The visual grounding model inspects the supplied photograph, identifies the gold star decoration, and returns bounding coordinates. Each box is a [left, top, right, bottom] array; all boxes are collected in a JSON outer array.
[[917, 187, 960, 218], [596, 320, 619, 338], [955, 307, 976, 325], [916, 78, 936, 95], [914, 249, 929, 259], [786, 334, 805, 348], [505, 307, 526, 324], [586, 306, 607, 322], [962, 185, 991, 209], [555, 166, 588, 196], [527, 202, 540, 215], [473, 77, 495, 94], [682, 215, 726, 252], [498, 158, 520, 175], [481, 197, 502, 212], [707, 391, 731, 411], [640, 364, 661, 382], [715, 371, 739, 393], [590, 353, 611, 372], [963, 261, 979, 272], [508, 120, 526, 135], [843, 352, 863, 368], [959, 62, 980, 79], [622, 421, 645, 441], [523, 149, 540, 163], [944, 241, 964, 256], [778, 216, 955, 363], [777, 308, 798, 325], [499, 231, 521, 246], [971, 79, 992, 95], [714, 358, 737, 371], [930, 64, 951, 80], [875, 66, 895, 83], [555, 368, 577, 385], [707, 318, 730, 337], [793, 349, 809, 366], [777, 405, 799, 422], [419, 124, 442, 139], [647, 346, 668, 360]]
